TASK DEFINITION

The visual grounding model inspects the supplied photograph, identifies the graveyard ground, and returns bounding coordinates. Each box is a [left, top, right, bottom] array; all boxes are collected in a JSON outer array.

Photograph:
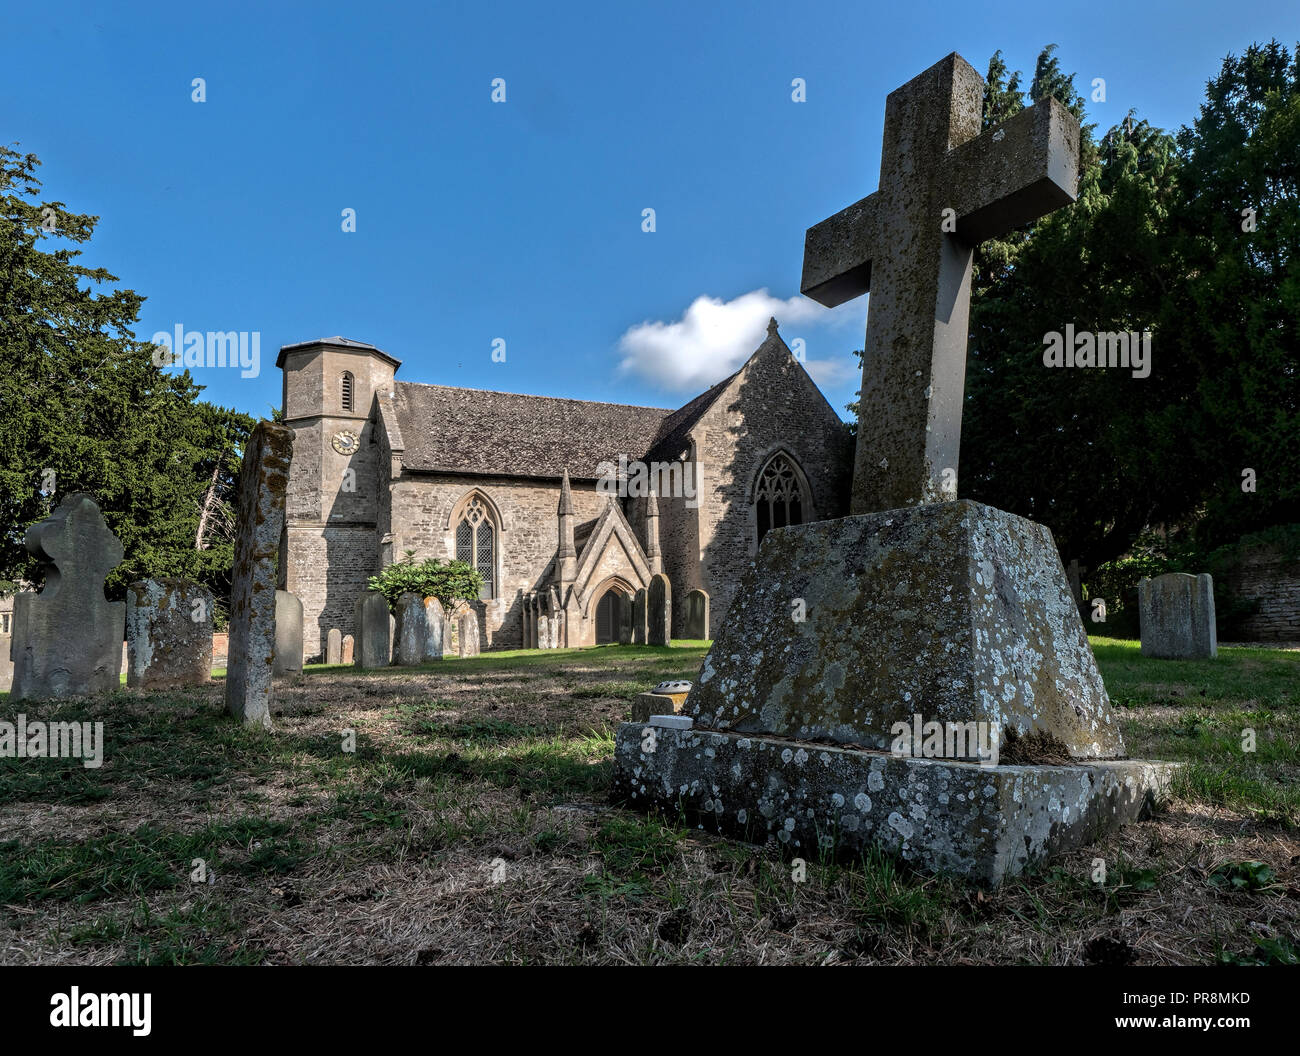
[[1, 640, 1298, 966]]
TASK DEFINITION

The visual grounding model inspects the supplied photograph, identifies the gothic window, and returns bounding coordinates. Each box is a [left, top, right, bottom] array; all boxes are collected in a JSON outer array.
[[755, 453, 805, 547], [456, 496, 496, 599], [341, 371, 355, 413]]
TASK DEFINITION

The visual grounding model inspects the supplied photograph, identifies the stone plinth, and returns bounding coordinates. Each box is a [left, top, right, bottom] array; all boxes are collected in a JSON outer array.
[[685, 500, 1122, 758], [613, 724, 1175, 885], [1139, 573, 1217, 660], [126, 578, 214, 690]]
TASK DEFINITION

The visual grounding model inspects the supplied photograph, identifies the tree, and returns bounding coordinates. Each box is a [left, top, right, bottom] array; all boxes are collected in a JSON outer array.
[[0, 146, 254, 602]]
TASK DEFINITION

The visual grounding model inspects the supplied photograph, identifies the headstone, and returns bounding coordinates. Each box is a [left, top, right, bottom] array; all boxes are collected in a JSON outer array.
[[341, 634, 355, 665], [354, 591, 390, 667], [684, 589, 710, 639], [647, 574, 671, 646], [225, 421, 293, 726], [393, 592, 428, 665], [458, 611, 480, 657], [423, 597, 447, 660], [125, 578, 214, 690], [632, 589, 648, 645], [10, 493, 125, 702], [1066, 558, 1087, 608], [1139, 573, 1217, 660], [326, 628, 342, 665], [614, 53, 1175, 884], [618, 593, 634, 645], [0, 632, 12, 693], [273, 590, 304, 677]]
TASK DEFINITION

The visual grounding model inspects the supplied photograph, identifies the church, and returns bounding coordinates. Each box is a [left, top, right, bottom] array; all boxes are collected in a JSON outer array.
[[277, 319, 852, 659]]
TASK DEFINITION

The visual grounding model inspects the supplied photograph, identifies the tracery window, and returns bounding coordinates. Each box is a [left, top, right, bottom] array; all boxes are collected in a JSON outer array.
[[755, 453, 805, 547], [456, 496, 496, 599]]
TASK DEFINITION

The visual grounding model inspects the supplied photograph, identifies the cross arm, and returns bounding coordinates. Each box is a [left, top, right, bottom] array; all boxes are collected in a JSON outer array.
[[943, 95, 1081, 245], [800, 191, 879, 307]]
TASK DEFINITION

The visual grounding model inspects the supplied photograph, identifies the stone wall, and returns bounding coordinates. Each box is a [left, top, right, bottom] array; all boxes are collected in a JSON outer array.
[[680, 335, 853, 635], [1227, 549, 1300, 641]]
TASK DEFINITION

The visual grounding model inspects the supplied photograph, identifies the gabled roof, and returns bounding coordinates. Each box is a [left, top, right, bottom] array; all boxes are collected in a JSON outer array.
[[388, 382, 672, 480]]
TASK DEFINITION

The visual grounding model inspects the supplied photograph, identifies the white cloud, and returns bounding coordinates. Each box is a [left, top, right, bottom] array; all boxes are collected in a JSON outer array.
[[616, 288, 858, 392]]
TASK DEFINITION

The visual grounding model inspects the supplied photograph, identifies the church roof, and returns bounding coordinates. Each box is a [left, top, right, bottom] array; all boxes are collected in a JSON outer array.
[[389, 382, 673, 480]]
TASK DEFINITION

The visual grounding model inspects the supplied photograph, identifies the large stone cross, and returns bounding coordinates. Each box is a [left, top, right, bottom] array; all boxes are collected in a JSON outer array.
[[802, 52, 1080, 514]]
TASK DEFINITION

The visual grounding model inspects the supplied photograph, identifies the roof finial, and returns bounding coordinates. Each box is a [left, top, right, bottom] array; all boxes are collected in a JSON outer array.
[[767, 317, 780, 337]]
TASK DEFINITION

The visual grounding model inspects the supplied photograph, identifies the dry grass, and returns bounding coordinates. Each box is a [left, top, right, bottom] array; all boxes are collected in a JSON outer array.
[[1, 641, 1297, 965]]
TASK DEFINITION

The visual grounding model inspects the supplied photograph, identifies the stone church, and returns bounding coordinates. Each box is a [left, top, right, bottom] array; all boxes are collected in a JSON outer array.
[[278, 319, 852, 658]]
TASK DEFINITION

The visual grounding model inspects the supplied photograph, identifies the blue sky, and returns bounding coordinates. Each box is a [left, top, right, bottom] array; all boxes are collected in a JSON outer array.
[[5, 0, 1296, 421]]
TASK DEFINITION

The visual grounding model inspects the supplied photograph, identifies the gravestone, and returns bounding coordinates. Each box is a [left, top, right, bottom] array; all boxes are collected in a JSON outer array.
[[326, 628, 342, 666], [0, 631, 12, 693], [354, 591, 390, 667], [225, 421, 293, 726], [684, 589, 710, 639], [613, 53, 1175, 884], [538, 614, 552, 650], [341, 634, 355, 665], [393, 592, 428, 665], [632, 589, 648, 645], [10, 493, 125, 702], [618, 593, 634, 645], [125, 578, 214, 690], [273, 590, 304, 677], [423, 597, 447, 660], [648, 574, 671, 646], [1139, 573, 1217, 660], [458, 611, 481, 657]]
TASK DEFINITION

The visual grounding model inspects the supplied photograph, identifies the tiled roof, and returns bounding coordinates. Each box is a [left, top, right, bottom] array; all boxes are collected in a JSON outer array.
[[389, 382, 677, 480]]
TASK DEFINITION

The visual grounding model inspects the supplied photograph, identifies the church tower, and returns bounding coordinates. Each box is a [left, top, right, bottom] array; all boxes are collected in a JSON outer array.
[[278, 337, 401, 659]]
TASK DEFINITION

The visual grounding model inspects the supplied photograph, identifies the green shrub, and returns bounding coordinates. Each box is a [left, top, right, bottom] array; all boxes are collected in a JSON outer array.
[[367, 551, 482, 611]]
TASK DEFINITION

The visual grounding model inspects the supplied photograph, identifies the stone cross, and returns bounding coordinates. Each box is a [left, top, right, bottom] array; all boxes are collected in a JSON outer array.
[[10, 493, 126, 701], [801, 53, 1080, 514]]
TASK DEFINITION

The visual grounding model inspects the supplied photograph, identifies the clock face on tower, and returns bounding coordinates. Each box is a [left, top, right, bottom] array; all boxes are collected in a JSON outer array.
[[331, 430, 359, 456]]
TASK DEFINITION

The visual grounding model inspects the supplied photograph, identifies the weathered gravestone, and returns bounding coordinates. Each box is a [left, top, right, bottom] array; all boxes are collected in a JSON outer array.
[[354, 591, 390, 667], [225, 422, 293, 726], [393, 592, 428, 665], [648, 574, 671, 647], [126, 578, 214, 690], [1139, 573, 1217, 660], [423, 597, 448, 660], [341, 634, 355, 665], [458, 611, 481, 657], [273, 590, 304, 677], [632, 588, 648, 645], [618, 593, 634, 645], [10, 493, 125, 701], [326, 628, 342, 666], [684, 589, 710, 639], [613, 53, 1175, 884]]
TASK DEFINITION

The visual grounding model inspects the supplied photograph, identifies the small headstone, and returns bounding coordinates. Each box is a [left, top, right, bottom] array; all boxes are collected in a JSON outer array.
[[273, 590, 304, 677], [354, 591, 390, 668], [125, 578, 214, 690], [393, 592, 428, 665], [684, 589, 710, 639], [648, 574, 671, 646], [10, 493, 125, 702], [423, 597, 447, 660], [326, 628, 342, 665], [618, 592, 634, 644], [538, 614, 552, 650], [341, 634, 355, 665], [458, 611, 481, 657], [1139, 573, 1217, 660], [632, 589, 648, 645], [225, 421, 293, 727]]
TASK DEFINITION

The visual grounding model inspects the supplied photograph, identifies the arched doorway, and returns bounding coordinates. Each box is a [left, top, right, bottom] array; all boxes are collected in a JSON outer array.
[[595, 589, 623, 644]]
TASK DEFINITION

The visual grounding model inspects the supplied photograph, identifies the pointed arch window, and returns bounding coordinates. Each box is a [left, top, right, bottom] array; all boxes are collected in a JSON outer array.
[[341, 371, 355, 413], [456, 496, 496, 599], [755, 453, 806, 547]]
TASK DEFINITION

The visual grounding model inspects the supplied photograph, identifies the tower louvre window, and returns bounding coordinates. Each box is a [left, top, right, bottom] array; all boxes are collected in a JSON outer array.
[[341, 371, 355, 413]]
